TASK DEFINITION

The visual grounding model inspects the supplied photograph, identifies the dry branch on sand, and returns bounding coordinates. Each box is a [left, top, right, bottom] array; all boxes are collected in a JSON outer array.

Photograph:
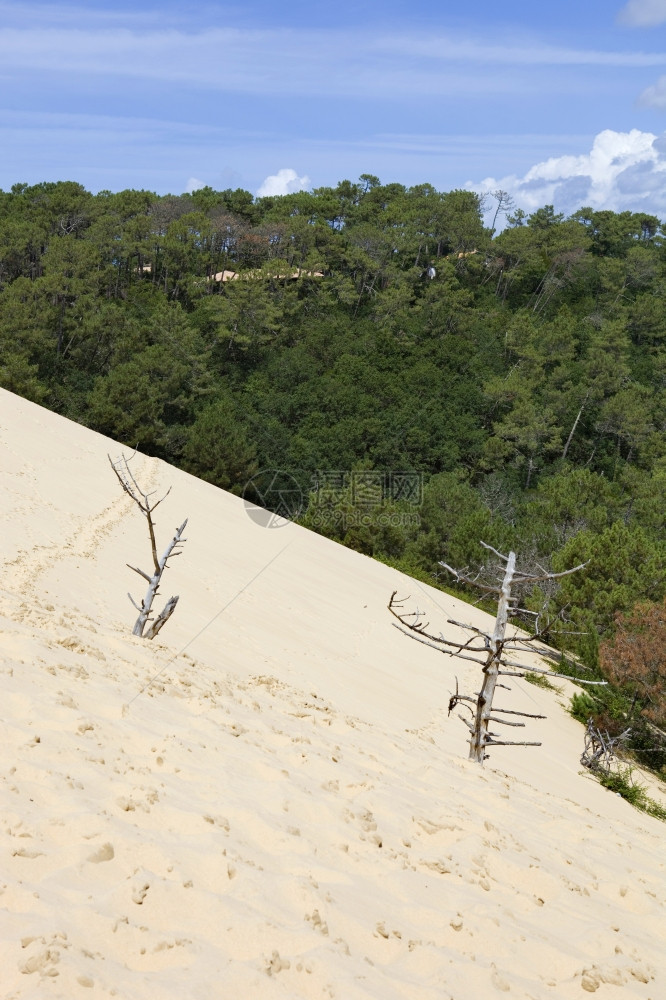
[[580, 718, 631, 774], [109, 452, 187, 639]]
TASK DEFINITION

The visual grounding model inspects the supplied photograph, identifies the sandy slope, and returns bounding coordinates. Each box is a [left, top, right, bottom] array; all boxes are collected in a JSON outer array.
[[0, 387, 663, 1000]]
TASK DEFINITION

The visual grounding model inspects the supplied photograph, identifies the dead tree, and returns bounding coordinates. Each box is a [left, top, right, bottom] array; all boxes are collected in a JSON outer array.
[[389, 542, 606, 764], [109, 452, 187, 639], [580, 718, 631, 774]]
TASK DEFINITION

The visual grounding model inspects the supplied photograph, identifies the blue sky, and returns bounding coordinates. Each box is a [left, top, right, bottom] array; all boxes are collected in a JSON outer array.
[[2, 0, 666, 217]]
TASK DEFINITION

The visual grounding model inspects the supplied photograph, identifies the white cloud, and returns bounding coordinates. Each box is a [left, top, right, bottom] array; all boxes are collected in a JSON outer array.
[[380, 35, 666, 68], [471, 129, 666, 220], [256, 168, 310, 198], [638, 74, 666, 109], [0, 10, 665, 101], [186, 177, 205, 193], [617, 0, 666, 26]]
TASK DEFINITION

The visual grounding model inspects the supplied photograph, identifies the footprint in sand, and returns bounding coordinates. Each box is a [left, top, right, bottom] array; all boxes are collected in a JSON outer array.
[[87, 842, 114, 863], [266, 950, 291, 975], [132, 882, 150, 905], [19, 932, 68, 978], [305, 909, 329, 935]]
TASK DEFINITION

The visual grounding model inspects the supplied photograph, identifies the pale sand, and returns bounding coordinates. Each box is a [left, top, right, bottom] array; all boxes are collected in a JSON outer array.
[[0, 386, 663, 999]]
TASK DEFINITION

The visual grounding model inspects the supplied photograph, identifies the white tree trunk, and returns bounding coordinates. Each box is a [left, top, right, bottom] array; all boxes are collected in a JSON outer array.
[[468, 551, 515, 762], [130, 519, 187, 637]]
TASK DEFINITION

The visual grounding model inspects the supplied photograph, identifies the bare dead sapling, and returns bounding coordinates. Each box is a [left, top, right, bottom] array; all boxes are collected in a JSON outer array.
[[580, 719, 631, 775], [109, 452, 188, 639], [389, 542, 606, 764]]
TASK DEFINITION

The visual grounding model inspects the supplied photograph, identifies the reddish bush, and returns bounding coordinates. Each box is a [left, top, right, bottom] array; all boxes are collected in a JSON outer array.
[[600, 598, 666, 727]]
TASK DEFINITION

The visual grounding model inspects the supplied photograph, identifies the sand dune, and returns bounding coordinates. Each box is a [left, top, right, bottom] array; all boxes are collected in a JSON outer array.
[[0, 387, 663, 999]]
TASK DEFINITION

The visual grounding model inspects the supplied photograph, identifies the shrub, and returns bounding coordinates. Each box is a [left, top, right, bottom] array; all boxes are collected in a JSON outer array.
[[600, 597, 666, 728], [598, 766, 666, 821], [570, 691, 599, 724]]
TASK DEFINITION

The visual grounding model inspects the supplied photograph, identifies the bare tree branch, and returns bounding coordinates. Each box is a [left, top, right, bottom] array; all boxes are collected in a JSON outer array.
[[492, 708, 547, 718], [110, 452, 188, 639], [485, 740, 542, 749], [438, 562, 501, 594], [511, 561, 589, 584], [127, 563, 152, 583], [479, 541, 509, 562]]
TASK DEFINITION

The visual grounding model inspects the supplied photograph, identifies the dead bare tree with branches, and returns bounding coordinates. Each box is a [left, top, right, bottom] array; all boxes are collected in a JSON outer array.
[[580, 719, 631, 775], [109, 452, 188, 639], [389, 541, 606, 764]]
